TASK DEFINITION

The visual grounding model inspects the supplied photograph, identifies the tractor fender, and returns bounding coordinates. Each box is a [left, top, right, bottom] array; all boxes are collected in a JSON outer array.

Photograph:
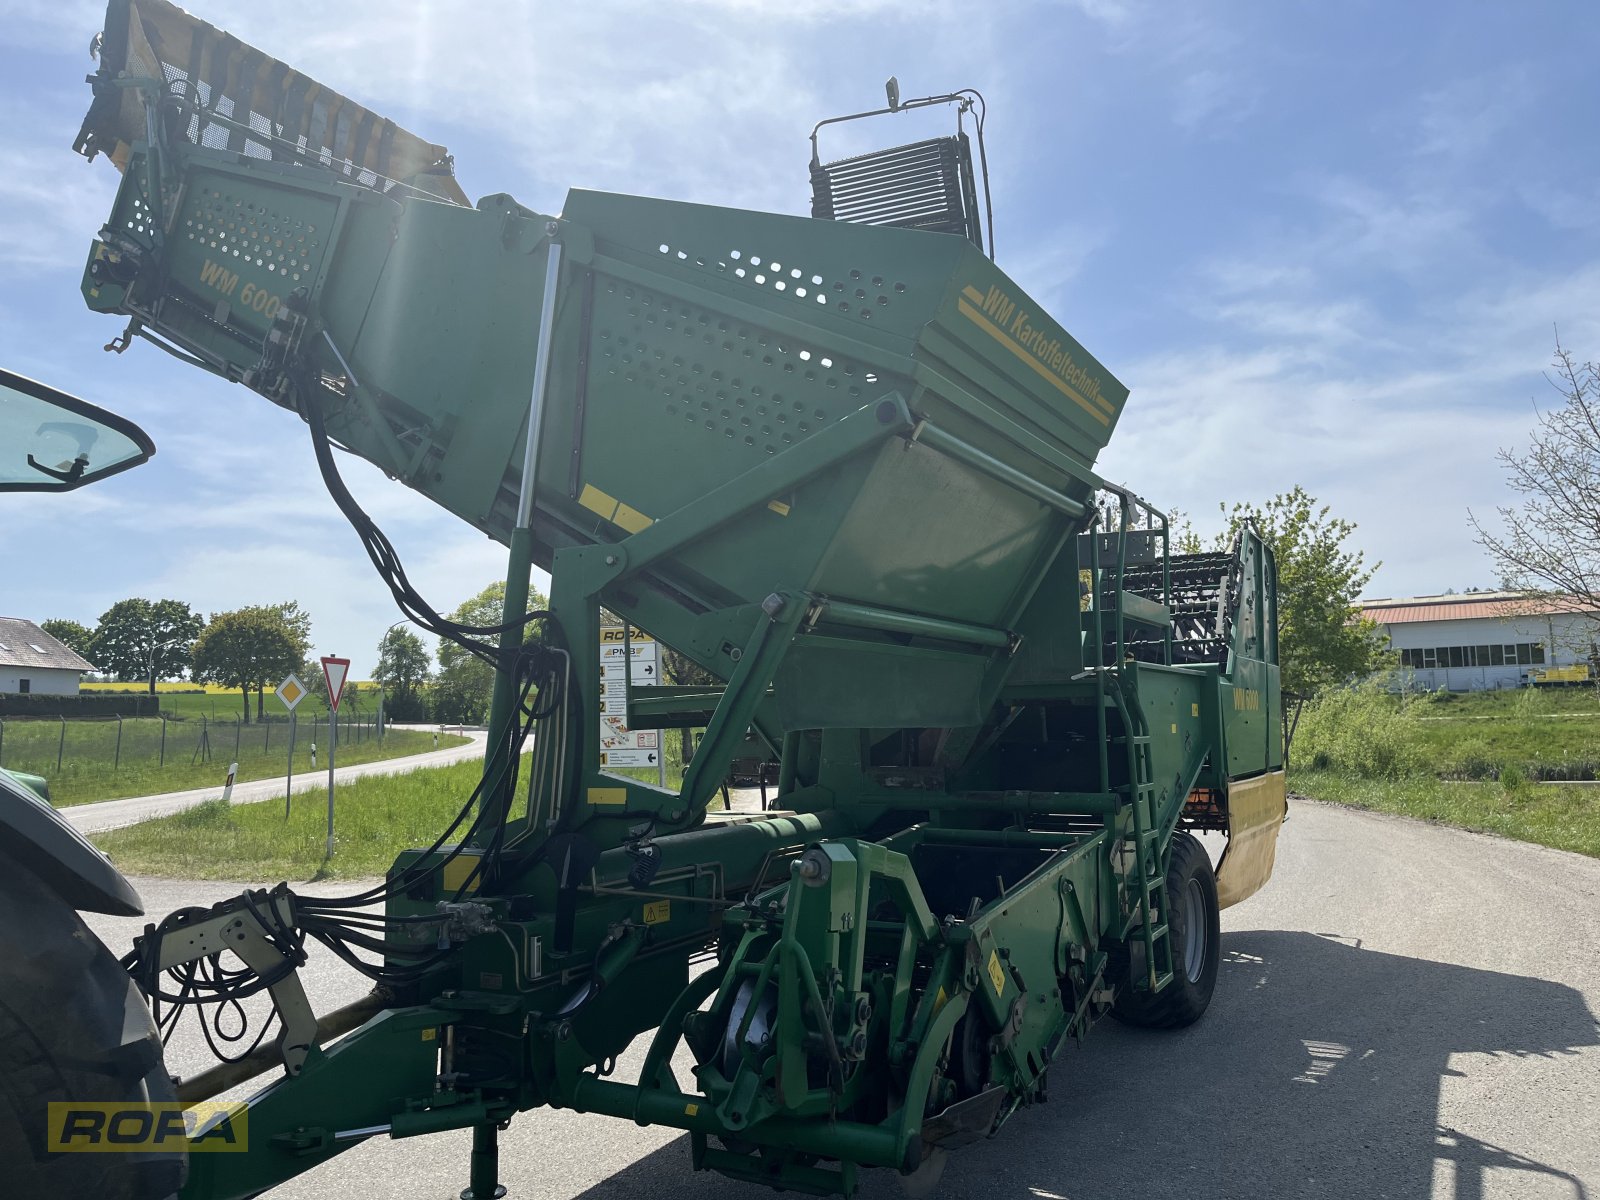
[[0, 767, 142, 916]]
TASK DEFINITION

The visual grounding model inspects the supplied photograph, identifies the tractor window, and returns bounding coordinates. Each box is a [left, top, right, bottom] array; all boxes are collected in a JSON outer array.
[[0, 368, 153, 492]]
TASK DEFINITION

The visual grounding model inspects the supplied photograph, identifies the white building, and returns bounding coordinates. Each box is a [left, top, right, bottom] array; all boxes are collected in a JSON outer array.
[[1360, 592, 1596, 691], [0, 617, 95, 696]]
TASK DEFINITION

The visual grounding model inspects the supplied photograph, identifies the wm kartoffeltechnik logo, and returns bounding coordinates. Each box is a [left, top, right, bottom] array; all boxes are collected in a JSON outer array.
[[46, 1102, 246, 1152]]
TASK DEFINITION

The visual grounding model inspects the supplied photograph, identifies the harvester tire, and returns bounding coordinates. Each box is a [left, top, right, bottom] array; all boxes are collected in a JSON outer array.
[[0, 852, 184, 1200], [1110, 832, 1219, 1029]]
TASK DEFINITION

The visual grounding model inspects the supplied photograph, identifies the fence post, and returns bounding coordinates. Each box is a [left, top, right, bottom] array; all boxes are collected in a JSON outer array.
[[114, 716, 123, 772], [285, 710, 297, 819], [265, 720, 271, 754], [57, 716, 66, 773], [160, 716, 167, 767], [234, 718, 242, 760]]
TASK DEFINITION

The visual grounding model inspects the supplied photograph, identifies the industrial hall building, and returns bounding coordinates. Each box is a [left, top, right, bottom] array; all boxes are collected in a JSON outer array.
[[1359, 592, 1596, 691]]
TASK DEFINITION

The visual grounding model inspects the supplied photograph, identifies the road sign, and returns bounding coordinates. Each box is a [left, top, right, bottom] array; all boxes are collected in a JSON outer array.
[[601, 748, 659, 768], [598, 718, 658, 750], [321, 656, 351, 711], [318, 654, 350, 861], [598, 626, 661, 759], [275, 673, 308, 711]]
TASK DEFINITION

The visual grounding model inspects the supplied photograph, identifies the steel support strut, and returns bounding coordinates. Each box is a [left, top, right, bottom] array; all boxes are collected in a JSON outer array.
[[462, 1121, 506, 1200]]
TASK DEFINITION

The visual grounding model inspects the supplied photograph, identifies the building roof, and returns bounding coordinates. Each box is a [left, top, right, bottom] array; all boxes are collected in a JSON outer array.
[[0, 617, 95, 672], [1359, 592, 1592, 626]]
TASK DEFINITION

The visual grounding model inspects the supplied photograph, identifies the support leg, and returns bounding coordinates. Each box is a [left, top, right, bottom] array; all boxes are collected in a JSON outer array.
[[462, 1121, 507, 1200]]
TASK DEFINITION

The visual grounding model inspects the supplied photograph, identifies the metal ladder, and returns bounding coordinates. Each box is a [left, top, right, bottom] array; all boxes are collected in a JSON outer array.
[[1117, 697, 1174, 994]]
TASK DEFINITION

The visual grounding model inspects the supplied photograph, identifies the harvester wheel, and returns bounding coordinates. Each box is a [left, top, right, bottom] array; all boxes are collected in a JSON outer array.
[[0, 853, 183, 1199], [1110, 832, 1219, 1029]]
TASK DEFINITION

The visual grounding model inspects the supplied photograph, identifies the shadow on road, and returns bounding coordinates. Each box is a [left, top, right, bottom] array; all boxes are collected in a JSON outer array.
[[573, 931, 1599, 1199]]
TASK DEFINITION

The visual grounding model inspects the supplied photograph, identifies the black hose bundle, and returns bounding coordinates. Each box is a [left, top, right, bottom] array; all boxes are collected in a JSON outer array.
[[123, 373, 584, 1055]]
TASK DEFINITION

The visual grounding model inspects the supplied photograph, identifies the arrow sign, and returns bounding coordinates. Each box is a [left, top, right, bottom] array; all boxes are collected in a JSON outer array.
[[321, 656, 351, 711]]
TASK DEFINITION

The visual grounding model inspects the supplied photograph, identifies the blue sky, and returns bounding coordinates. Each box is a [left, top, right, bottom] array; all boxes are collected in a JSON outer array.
[[3, 1, 1599, 674]]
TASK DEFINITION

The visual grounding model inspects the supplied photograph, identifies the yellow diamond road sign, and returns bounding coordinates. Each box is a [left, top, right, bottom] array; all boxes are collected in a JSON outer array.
[[276, 673, 307, 711]]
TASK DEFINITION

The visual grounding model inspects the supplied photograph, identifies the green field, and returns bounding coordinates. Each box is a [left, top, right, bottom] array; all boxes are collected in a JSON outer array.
[[0, 714, 467, 807], [95, 757, 504, 880], [84, 683, 385, 724], [1291, 682, 1600, 857], [94, 684, 1600, 884], [1291, 770, 1600, 858]]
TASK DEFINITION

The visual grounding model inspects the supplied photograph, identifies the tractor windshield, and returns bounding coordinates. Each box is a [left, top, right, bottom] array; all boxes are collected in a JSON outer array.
[[0, 367, 154, 491]]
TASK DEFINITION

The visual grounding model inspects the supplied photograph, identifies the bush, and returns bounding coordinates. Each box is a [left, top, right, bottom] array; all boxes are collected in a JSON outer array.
[[0, 693, 159, 718], [1445, 740, 1498, 781], [383, 689, 431, 723], [1292, 679, 1423, 779]]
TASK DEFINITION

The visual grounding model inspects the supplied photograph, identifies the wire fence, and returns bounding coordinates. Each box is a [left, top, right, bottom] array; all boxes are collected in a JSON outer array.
[[0, 711, 386, 779]]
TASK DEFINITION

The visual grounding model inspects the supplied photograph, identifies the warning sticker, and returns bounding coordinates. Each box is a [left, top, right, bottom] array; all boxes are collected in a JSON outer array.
[[987, 949, 1006, 997]]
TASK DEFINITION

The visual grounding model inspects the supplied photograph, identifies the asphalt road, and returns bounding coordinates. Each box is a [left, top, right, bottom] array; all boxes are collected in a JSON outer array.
[[82, 797, 1600, 1200], [64, 725, 488, 835]]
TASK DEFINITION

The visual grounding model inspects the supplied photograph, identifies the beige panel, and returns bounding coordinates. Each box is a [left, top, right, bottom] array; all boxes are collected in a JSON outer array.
[[1215, 770, 1287, 909]]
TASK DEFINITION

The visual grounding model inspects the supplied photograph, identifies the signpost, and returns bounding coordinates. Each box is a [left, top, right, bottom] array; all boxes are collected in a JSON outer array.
[[598, 626, 665, 785], [276, 672, 307, 817], [320, 657, 350, 858]]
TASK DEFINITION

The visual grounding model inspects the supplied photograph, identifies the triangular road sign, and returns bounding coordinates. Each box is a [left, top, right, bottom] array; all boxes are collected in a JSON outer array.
[[321, 656, 352, 711]]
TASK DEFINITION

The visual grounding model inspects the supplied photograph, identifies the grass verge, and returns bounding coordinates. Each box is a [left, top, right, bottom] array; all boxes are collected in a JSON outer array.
[[1292, 768, 1600, 859], [93, 758, 496, 881], [16, 727, 467, 807]]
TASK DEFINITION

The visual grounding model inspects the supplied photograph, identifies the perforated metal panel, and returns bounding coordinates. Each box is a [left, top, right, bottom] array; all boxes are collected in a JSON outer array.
[[594, 275, 878, 461], [179, 185, 323, 287]]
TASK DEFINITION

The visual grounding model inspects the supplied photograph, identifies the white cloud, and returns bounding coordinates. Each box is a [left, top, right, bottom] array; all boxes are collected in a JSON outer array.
[[1102, 258, 1600, 599], [0, 131, 120, 273], [1416, 67, 1534, 160]]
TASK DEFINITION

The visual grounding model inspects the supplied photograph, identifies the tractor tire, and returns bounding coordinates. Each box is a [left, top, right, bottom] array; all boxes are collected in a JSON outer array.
[[1110, 832, 1220, 1029], [0, 850, 184, 1200]]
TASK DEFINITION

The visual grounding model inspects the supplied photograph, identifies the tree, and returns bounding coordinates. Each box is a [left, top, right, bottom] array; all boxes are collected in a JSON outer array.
[[1471, 341, 1600, 640], [91, 598, 203, 693], [192, 607, 305, 722], [251, 602, 312, 719], [1214, 487, 1390, 696], [433, 578, 548, 724], [40, 619, 95, 664], [375, 627, 432, 722]]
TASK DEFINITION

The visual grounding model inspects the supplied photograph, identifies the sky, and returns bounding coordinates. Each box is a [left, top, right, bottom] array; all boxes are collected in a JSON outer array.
[[3, 1, 1599, 675]]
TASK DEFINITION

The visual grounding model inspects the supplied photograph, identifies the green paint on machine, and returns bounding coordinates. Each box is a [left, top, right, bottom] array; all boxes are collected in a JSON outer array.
[[72, 4, 1283, 1197]]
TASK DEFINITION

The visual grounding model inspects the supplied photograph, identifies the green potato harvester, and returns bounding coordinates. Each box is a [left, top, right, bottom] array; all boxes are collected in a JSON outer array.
[[59, 1, 1287, 1195]]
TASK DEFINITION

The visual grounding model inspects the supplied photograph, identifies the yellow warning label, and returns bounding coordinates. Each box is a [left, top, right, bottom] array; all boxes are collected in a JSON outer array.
[[987, 949, 1005, 997], [614, 503, 653, 533], [588, 787, 628, 807], [441, 854, 482, 894], [579, 484, 653, 533], [579, 483, 618, 522], [643, 899, 671, 925], [1170, 722, 1178, 734], [1192, 703, 1200, 717], [685, 1103, 699, 1117], [767, 498, 791, 516], [933, 985, 948, 1015], [421, 1028, 436, 1042]]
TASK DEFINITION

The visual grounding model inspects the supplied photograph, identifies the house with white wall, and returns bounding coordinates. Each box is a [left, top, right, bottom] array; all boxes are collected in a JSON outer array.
[[1359, 592, 1596, 691], [0, 617, 95, 695]]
